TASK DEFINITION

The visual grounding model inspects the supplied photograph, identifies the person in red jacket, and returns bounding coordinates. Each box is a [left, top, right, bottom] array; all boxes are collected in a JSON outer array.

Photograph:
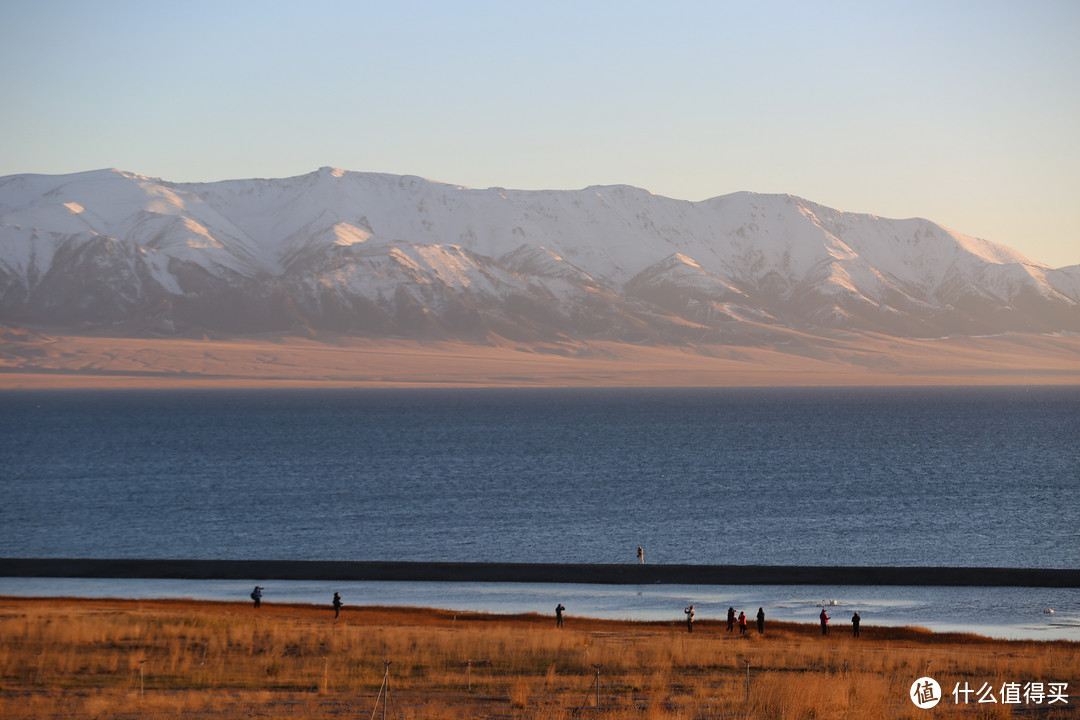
[[738, 611, 747, 634]]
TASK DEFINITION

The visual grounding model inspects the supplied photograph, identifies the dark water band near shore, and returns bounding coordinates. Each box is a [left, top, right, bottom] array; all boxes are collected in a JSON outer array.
[[2, 559, 1078, 588]]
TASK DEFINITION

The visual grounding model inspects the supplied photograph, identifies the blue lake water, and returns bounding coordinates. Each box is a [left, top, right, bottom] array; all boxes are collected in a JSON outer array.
[[1, 386, 1078, 639]]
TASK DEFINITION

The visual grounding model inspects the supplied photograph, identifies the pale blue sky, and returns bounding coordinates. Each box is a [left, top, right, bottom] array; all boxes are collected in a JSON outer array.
[[2, 0, 1078, 266]]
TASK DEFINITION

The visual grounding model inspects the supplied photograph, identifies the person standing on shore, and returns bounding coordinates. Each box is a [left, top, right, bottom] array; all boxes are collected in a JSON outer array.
[[332, 592, 342, 619], [851, 611, 861, 637], [637, 546, 644, 564], [555, 603, 565, 628], [738, 611, 747, 634], [819, 608, 830, 635], [251, 586, 262, 609], [727, 607, 736, 632], [684, 605, 695, 633], [756, 607, 765, 634]]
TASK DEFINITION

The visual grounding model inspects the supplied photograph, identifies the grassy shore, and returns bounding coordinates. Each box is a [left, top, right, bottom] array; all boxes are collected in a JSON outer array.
[[1, 597, 1076, 719]]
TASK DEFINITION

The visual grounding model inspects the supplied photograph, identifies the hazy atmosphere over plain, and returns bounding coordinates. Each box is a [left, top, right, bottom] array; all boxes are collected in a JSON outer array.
[[2, 0, 1077, 268]]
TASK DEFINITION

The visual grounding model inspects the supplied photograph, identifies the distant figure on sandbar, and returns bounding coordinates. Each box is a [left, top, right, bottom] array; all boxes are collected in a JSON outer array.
[[332, 592, 342, 619], [756, 607, 765, 634], [251, 586, 262, 609], [851, 611, 861, 637], [819, 608, 830, 635], [555, 603, 565, 628], [738, 611, 747, 634], [637, 546, 644, 564], [684, 604, 695, 633], [727, 607, 736, 632]]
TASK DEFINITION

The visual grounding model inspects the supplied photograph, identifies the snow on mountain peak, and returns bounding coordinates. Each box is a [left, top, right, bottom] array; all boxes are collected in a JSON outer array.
[[1, 167, 1077, 341]]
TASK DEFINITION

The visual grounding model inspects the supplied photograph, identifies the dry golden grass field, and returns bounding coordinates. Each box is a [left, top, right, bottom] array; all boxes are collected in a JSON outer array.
[[0, 596, 1076, 719]]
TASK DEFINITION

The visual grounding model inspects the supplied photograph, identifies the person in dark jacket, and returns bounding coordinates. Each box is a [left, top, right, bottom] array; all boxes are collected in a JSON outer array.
[[756, 607, 765, 634], [555, 603, 565, 628], [332, 592, 342, 619], [727, 607, 736, 632], [851, 611, 861, 637]]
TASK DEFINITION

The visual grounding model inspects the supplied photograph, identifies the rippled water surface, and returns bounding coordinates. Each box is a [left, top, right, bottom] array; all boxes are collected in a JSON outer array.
[[2, 386, 1077, 567]]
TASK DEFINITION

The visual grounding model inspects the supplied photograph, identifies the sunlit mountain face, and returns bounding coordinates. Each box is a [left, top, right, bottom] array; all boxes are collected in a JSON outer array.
[[2, 167, 1077, 341]]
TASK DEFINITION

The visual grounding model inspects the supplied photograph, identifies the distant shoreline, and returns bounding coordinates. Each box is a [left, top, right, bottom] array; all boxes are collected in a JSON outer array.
[[3, 558, 1078, 588], [2, 333, 1078, 390]]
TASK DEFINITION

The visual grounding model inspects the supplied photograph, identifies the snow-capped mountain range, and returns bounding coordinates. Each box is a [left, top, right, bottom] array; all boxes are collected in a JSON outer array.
[[1, 167, 1078, 342]]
